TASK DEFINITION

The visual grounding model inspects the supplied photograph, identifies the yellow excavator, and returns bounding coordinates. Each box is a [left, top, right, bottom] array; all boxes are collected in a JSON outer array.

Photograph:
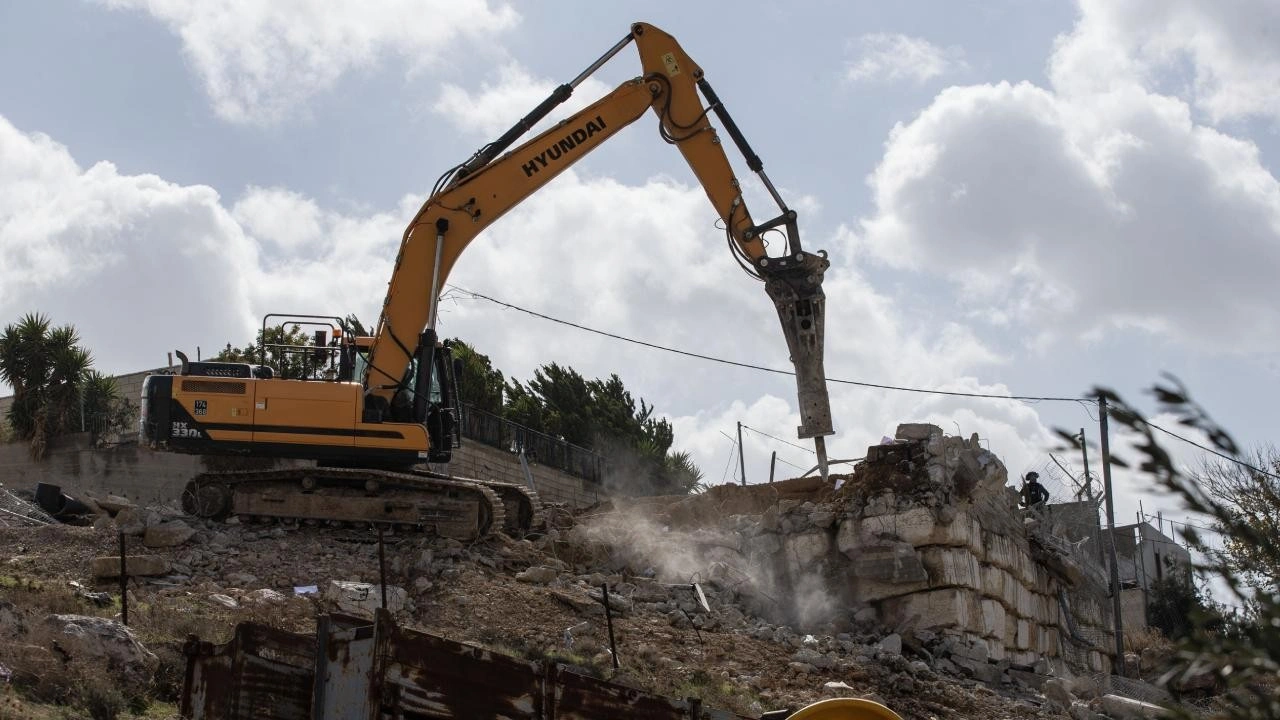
[[140, 22, 836, 542]]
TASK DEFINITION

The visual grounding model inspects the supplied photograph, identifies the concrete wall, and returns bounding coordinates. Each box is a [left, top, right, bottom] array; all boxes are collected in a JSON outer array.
[[444, 441, 600, 507], [0, 433, 598, 509]]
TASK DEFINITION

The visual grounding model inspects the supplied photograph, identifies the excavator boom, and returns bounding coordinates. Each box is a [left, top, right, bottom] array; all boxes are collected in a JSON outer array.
[[366, 22, 834, 470]]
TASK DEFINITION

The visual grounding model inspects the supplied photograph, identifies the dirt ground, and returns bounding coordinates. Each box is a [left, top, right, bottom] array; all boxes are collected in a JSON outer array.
[[0, 506, 1088, 720]]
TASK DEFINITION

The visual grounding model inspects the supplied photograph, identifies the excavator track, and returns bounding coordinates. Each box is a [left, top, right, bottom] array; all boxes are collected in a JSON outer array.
[[427, 472, 543, 537], [181, 467, 505, 542]]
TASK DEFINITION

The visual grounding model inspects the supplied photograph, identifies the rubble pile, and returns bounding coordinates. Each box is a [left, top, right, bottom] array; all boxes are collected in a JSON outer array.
[[0, 424, 1190, 718], [567, 423, 1115, 687]]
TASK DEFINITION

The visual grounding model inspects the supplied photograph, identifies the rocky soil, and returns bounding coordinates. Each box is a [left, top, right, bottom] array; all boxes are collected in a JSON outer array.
[[0, 490, 1186, 720]]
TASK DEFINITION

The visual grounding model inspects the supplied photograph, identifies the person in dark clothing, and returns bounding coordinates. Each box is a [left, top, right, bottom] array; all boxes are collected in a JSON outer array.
[[1021, 471, 1050, 510]]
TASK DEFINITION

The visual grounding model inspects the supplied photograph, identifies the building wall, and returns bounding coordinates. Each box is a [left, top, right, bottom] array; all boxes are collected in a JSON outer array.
[[0, 433, 598, 509], [1120, 587, 1148, 632]]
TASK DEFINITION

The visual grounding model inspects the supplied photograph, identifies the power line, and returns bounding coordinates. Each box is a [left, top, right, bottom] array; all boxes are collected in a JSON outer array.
[[1142, 419, 1280, 482], [448, 285, 1093, 404], [448, 285, 1275, 479], [741, 424, 816, 455]]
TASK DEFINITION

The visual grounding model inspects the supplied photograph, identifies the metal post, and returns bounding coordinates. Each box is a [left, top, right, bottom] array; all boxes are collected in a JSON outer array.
[[769, 451, 777, 484], [1078, 428, 1093, 503], [601, 583, 620, 670], [1098, 395, 1125, 675], [118, 532, 128, 626], [737, 422, 746, 486], [377, 525, 388, 610]]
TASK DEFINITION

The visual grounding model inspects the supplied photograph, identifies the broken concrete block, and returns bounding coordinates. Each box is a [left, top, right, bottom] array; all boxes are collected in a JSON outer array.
[[1043, 677, 1076, 709], [324, 580, 407, 616], [91, 555, 171, 578], [895, 423, 942, 441], [876, 633, 902, 655], [96, 495, 136, 514], [143, 520, 195, 548], [516, 566, 558, 584]]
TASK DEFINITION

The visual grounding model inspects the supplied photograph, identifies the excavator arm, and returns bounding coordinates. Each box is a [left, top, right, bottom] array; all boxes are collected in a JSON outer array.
[[366, 22, 834, 474]]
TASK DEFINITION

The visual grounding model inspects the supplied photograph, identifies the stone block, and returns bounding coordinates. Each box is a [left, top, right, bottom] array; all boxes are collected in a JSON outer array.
[[979, 598, 1006, 639], [91, 555, 171, 578], [853, 542, 927, 584], [1016, 619, 1031, 650], [922, 546, 982, 589], [784, 532, 831, 578], [858, 507, 981, 554], [881, 588, 981, 633]]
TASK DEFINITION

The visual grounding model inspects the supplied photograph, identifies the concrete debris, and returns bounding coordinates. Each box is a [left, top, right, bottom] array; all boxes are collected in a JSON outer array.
[[91, 554, 171, 578], [143, 519, 196, 547], [42, 614, 156, 681], [1043, 677, 1077, 710], [515, 565, 559, 584], [325, 580, 408, 616], [207, 593, 239, 609]]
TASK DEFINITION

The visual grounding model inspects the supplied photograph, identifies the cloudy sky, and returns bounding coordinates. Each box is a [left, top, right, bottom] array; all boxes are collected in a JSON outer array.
[[2, 0, 1277, 534]]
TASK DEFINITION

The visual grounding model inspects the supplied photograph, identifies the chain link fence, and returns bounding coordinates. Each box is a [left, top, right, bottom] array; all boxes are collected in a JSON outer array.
[[0, 484, 54, 527]]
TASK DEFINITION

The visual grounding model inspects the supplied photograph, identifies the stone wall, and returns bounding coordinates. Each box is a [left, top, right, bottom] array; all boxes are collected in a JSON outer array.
[[0, 433, 598, 508], [833, 425, 1115, 674], [629, 423, 1116, 677]]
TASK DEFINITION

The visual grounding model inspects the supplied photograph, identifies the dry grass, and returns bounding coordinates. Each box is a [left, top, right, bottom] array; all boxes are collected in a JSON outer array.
[[0, 568, 318, 719], [1125, 626, 1174, 655]]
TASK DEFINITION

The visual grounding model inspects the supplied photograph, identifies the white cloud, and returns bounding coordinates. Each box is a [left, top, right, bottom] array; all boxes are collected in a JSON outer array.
[[845, 33, 967, 84], [1052, 0, 1280, 124], [857, 19, 1280, 352], [433, 63, 613, 138], [0, 115, 258, 372], [0, 110, 1059, 496], [94, 0, 520, 124]]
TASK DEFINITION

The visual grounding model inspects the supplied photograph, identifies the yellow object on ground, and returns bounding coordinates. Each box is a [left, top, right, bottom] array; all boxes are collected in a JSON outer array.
[[787, 698, 905, 720]]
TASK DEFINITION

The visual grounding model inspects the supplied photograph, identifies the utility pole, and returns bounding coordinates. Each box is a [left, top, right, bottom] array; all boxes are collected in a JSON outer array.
[[737, 421, 747, 486], [1098, 395, 1126, 676], [769, 451, 777, 484], [1078, 428, 1093, 503]]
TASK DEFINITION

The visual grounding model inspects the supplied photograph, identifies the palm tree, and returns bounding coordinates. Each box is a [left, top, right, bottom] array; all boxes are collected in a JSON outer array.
[[0, 313, 98, 458]]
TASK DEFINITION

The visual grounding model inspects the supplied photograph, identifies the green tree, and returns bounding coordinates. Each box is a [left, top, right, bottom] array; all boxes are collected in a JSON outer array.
[[1060, 378, 1279, 717], [0, 313, 119, 457], [505, 361, 700, 495], [1191, 447, 1280, 593], [215, 324, 320, 379], [449, 338, 505, 415]]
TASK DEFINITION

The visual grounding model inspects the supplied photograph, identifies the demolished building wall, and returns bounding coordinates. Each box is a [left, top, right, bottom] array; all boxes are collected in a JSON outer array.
[[573, 423, 1116, 681]]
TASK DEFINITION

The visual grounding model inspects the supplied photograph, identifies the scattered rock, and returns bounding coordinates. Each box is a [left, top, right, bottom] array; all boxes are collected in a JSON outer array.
[[43, 614, 156, 680], [208, 593, 239, 609], [143, 520, 196, 548], [876, 633, 903, 656], [1043, 677, 1076, 710], [325, 580, 408, 616], [516, 566, 558, 584], [91, 554, 171, 579], [243, 589, 286, 604]]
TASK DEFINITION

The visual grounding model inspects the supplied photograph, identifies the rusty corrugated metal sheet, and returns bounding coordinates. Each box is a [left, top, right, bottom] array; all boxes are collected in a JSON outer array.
[[181, 622, 314, 720], [182, 611, 754, 720]]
